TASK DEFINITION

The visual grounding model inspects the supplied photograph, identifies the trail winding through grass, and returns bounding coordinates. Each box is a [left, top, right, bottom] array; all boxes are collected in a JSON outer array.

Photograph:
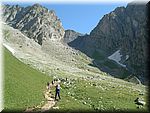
[[25, 86, 58, 112]]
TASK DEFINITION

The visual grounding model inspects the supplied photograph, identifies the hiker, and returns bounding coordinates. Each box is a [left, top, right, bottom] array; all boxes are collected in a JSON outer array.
[[52, 80, 54, 85], [55, 83, 61, 100], [47, 82, 50, 91]]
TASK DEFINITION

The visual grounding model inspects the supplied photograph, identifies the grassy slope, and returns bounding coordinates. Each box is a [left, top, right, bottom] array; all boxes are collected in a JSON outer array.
[[56, 78, 148, 112], [4, 47, 52, 111], [3, 47, 148, 112]]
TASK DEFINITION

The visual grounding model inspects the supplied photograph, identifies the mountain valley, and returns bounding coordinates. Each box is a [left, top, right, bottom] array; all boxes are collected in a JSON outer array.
[[1, 2, 149, 112]]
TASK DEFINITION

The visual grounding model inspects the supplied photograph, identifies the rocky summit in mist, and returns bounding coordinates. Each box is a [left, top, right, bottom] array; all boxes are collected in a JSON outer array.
[[2, 4, 65, 45], [69, 2, 148, 84], [2, 2, 148, 84]]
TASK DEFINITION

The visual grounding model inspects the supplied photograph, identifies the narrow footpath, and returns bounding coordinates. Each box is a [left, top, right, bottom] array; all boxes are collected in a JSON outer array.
[[25, 87, 59, 112]]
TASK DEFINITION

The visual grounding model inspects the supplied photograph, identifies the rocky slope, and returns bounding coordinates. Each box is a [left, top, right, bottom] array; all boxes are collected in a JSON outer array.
[[2, 4, 65, 45], [69, 3, 148, 84], [3, 22, 103, 80], [2, 4, 103, 79]]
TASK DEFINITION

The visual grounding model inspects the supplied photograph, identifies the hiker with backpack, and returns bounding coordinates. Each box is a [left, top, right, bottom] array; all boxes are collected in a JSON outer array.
[[55, 82, 61, 100]]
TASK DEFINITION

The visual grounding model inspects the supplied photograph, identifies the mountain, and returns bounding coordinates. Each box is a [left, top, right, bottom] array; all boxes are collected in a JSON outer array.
[[2, 4, 65, 45], [2, 3, 148, 84], [63, 30, 83, 43], [69, 2, 148, 84], [2, 3, 148, 112]]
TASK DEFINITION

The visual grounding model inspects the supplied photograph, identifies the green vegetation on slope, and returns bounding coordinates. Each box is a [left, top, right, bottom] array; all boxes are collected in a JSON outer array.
[[4, 47, 52, 111], [55, 78, 148, 112], [92, 50, 105, 60]]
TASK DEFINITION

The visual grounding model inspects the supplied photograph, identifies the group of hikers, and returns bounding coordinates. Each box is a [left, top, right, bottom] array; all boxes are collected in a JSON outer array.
[[46, 79, 61, 100]]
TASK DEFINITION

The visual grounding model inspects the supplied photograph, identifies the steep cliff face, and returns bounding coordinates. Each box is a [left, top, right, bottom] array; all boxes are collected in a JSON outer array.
[[90, 6, 126, 52], [91, 3, 148, 81], [121, 3, 148, 81], [2, 4, 65, 45], [69, 3, 148, 83]]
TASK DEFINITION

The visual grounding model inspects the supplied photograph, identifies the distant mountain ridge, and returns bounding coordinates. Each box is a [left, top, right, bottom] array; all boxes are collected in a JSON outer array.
[[2, 4, 65, 45], [63, 30, 83, 43]]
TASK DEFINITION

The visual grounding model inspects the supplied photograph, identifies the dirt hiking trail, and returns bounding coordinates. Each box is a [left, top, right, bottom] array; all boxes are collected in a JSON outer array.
[[25, 85, 59, 112]]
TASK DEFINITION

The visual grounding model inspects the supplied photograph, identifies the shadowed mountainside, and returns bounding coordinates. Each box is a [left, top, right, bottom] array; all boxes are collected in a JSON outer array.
[[68, 2, 148, 84]]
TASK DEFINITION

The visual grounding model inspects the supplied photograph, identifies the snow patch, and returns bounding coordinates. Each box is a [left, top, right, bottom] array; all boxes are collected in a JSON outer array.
[[3, 43, 15, 55], [108, 50, 126, 67]]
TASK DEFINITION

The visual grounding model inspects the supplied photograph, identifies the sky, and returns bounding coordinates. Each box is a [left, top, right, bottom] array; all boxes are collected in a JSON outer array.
[[2, 2, 129, 34], [43, 3, 128, 34]]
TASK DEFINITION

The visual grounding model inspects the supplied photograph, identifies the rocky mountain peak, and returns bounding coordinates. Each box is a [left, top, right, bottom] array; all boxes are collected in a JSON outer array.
[[28, 3, 49, 14], [2, 4, 65, 45], [63, 30, 83, 43], [32, 3, 42, 8]]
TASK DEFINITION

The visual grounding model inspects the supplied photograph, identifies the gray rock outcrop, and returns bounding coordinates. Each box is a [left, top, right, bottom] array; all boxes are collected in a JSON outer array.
[[63, 30, 83, 43], [2, 4, 65, 45]]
